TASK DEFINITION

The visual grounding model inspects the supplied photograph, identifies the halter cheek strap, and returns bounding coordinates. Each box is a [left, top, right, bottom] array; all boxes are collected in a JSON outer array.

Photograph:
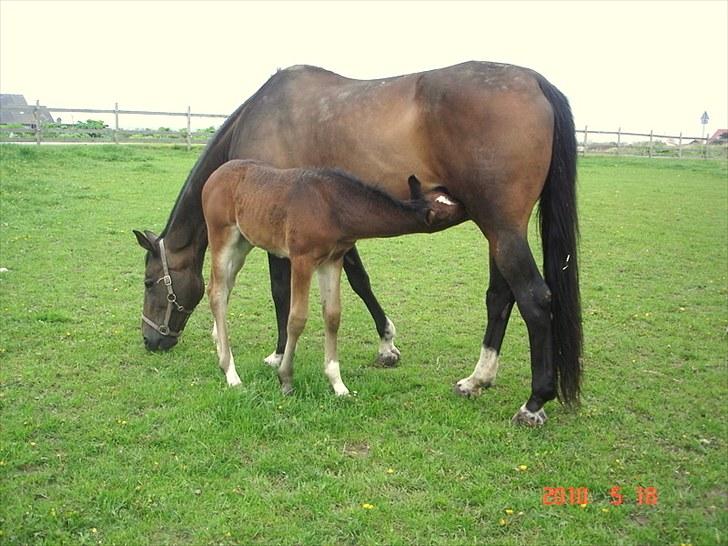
[[141, 239, 192, 337]]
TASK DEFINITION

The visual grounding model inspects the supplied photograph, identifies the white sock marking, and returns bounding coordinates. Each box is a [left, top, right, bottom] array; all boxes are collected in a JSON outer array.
[[324, 360, 350, 396], [456, 347, 499, 394]]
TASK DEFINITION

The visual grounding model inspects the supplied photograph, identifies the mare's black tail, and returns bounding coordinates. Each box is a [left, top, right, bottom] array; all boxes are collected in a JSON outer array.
[[536, 76, 582, 406]]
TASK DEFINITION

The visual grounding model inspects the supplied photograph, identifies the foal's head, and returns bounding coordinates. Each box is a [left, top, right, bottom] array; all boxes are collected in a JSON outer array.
[[407, 175, 467, 229], [133, 230, 205, 351]]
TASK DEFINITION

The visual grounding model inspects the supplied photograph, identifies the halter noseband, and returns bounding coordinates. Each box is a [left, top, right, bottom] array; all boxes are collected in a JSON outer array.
[[141, 239, 192, 338]]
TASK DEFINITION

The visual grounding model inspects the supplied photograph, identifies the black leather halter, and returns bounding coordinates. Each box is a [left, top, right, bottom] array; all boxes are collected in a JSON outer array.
[[141, 239, 192, 337]]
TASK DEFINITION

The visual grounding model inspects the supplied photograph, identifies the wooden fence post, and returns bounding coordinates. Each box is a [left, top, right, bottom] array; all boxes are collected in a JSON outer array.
[[648, 129, 653, 158], [186, 106, 192, 151], [34, 100, 41, 145], [616, 127, 621, 156], [114, 102, 119, 144], [582, 125, 588, 156], [678, 132, 682, 159]]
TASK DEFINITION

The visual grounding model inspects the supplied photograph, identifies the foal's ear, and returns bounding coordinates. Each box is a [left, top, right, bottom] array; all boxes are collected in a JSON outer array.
[[133, 229, 160, 256], [408, 175, 423, 200]]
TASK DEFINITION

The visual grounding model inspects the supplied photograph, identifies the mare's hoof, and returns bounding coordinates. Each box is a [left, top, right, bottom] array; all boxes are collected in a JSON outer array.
[[376, 347, 401, 367], [264, 352, 283, 368], [511, 405, 548, 427]]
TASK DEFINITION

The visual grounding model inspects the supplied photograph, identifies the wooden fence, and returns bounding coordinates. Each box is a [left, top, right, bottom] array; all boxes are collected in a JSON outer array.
[[576, 126, 721, 159], [0, 102, 724, 158], [0, 102, 227, 150]]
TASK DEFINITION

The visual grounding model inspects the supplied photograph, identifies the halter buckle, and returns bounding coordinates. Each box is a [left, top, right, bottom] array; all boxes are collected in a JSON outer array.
[[158, 324, 170, 336], [161, 275, 172, 286]]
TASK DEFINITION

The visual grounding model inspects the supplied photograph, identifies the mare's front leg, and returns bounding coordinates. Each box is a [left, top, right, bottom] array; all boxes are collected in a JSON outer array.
[[264, 254, 290, 367], [208, 229, 252, 386], [317, 259, 349, 396], [277, 257, 313, 395], [343, 246, 400, 366]]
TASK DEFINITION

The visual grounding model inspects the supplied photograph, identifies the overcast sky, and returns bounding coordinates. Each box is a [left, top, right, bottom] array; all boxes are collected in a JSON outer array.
[[1, 1, 726, 137]]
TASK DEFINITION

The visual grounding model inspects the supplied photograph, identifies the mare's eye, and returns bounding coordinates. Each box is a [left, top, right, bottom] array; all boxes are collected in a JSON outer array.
[[144, 279, 154, 288]]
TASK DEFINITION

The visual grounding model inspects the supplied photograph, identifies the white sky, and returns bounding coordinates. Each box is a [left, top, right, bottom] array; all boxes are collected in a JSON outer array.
[[1, 1, 726, 137]]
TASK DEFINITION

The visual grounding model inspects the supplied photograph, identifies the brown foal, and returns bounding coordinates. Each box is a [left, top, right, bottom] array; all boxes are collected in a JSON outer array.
[[201, 160, 466, 394]]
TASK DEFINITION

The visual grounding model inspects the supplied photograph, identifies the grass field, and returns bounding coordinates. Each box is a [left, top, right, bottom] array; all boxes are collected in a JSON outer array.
[[0, 146, 726, 545]]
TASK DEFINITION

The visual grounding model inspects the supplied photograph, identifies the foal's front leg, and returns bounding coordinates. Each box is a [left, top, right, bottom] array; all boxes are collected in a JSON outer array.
[[277, 257, 313, 395], [318, 260, 349, 396], [208, 231, 252, 386]]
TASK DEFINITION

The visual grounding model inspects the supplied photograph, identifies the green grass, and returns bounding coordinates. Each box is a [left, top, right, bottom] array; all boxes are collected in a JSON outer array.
[[0, 146, 726, 545]]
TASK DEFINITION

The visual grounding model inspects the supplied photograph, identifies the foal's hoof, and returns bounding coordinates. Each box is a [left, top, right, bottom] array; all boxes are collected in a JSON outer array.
[[453, 378, 490, 398], [280, 384, 294, 396], [511, 405, 548, 427], [376, 346, 401, 367], [264, 352, 283, 368]]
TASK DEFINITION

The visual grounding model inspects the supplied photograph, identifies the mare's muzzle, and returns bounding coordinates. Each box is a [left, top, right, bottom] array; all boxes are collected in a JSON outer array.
[[141, 238, 192, 351]]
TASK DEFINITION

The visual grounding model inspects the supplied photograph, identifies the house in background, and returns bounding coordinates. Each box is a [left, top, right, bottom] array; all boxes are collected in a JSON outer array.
[[0, 94, 55, 127], [708, 129, 728, 143]]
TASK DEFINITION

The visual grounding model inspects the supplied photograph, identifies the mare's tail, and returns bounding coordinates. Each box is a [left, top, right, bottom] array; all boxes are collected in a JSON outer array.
[[536, 75, 583, 406]]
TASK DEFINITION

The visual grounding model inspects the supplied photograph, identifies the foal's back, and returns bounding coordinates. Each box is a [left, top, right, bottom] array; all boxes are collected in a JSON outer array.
[[202, 160, 345, 261]]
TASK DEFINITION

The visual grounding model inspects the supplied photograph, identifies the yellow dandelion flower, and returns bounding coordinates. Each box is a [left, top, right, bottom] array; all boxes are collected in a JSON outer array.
[[517, 464, 528, 471], [504, 509, 514, 515], [499, 518, 508, 526], [361, 503, 375, 510], [386, 468, 395, 474], [601, 508, 609, 513], [579, 503, 587, 509]]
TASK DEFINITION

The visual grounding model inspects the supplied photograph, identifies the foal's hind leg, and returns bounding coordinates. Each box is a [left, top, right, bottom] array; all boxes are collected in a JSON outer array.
[[318, 260, 350, 396], [208, 228, 252, 386], [455, 256, 515, 396], [277, 257, 314, 395]]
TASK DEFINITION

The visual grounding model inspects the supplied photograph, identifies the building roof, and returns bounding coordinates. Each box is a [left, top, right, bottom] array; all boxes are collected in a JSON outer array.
[[709, 129, 727, 142], [0, 94, 54, 125]]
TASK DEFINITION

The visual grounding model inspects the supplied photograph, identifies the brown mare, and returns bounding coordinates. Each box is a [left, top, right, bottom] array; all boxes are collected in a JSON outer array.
[[201, 161, 465, 394], [134, 61, 581, 425]]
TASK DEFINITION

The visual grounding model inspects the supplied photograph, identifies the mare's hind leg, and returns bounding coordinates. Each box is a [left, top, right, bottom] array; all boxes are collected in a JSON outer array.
[[277, 257, 314, 395], [343, 246, 400, 367], [455, 256, 515, 396], [495, 231, 555, 426], [318, 259, 349, 396], [208, 228, 252, 386]]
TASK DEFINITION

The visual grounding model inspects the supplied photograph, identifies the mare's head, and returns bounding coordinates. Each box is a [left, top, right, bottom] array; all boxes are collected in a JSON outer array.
[[133, 230, 205, 351], [407, 175, 467, 229]]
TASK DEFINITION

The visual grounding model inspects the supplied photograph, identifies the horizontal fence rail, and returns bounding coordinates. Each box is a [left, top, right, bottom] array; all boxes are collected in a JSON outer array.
[[0, 103, 725, 158]]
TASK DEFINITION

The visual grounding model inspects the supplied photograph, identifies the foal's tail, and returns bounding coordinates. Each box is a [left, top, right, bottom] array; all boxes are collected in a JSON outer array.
[[536, 76, 582, 407]]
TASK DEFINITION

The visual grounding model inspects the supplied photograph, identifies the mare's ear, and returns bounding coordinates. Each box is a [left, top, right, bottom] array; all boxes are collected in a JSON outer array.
[[408, 175, 423, 200], [133, 230, 160, 256]]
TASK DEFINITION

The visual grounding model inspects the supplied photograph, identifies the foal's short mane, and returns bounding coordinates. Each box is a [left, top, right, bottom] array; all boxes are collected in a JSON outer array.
[[311, 167, 419, 212]]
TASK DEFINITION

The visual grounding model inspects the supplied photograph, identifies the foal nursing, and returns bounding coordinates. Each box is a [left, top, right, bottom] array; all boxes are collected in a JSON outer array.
[[202, 160, 466, 394]]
